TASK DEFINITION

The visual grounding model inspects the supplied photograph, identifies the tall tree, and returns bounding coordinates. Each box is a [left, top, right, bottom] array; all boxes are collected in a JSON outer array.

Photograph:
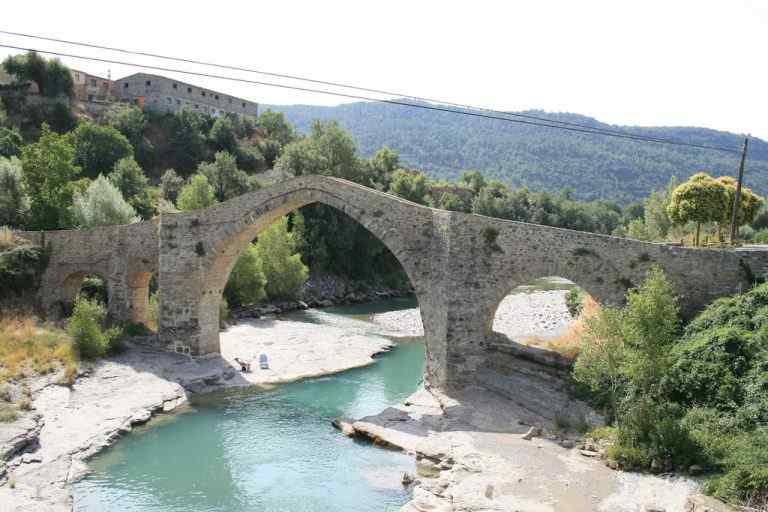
[[0, 156, 29, 227], [255, 216, 308, 300], [109, 157, 155, 219], [20, 124, 81, 229], [197, 151, 251, 202], [667, 172, 729, 246], [177, 174, 217, 211], [2, 51, 74, 98], [70, 122, 134, 179], [388, 170, 430, 205], [72, 175, 139, 228]]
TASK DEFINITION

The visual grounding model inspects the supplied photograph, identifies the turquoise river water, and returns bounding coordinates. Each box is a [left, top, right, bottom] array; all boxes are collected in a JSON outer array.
[[72, 298, 424, 512]]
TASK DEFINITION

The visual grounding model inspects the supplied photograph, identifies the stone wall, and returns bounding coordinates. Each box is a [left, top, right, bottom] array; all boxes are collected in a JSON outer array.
[[21, 176, 768, 388]]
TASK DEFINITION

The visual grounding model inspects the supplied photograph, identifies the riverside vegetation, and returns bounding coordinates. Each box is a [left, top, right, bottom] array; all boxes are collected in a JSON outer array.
[[1, 52, 768, 509], [574, 267, 768, 509]]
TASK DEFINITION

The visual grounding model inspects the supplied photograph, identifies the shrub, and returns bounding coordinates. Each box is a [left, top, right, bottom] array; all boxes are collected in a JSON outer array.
[[225, 243, 267, 306], [565, 288, 583, 317], [0, 245, 49, 298], [0, 156, 28, 227], [754, 228, 768, 244], [72, 175, 139, 227], [69, 122, 133, 179], [67, 296, 109, 359], [177, 174, 216, 211], [255, 216, 309, 301]]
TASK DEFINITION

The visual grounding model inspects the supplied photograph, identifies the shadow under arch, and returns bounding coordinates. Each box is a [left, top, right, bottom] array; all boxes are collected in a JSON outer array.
[[56, 271, 110, 317], [191, 184, 433, 360]]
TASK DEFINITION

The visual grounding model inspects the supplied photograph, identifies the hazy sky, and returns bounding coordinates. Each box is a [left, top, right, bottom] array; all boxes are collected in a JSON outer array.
[[1, 1, 766, 139]]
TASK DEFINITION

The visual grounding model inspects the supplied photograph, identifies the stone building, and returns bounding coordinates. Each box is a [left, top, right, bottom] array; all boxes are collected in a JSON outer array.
[[70, 69, 114, 103], [114, 72, 259, 117]]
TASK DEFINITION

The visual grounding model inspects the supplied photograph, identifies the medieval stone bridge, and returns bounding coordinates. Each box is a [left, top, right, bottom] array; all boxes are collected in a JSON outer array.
[[18, 175, 768, 387]]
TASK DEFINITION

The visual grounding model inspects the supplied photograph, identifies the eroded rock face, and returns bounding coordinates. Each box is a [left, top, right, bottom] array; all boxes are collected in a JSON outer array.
[[0, 412, 43, 464]]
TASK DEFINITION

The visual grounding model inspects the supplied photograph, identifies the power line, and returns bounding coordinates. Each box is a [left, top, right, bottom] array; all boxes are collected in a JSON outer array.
[[0, 41, 742, 154], [0, 28, 705, 146]]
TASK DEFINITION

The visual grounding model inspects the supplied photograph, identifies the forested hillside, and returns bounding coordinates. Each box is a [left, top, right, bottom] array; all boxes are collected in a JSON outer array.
[[268, 101, 768, 204]]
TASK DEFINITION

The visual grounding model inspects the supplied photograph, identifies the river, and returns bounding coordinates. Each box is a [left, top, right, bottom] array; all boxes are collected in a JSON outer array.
[[72, 299, 424, 512]]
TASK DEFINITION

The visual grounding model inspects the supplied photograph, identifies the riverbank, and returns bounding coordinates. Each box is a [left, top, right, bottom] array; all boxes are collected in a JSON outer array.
[[351, 386, 700, 512], [0, 313, 396, 511]]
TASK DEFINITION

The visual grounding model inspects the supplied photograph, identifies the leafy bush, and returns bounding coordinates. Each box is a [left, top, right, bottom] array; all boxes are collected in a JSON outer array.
[[225, 243, 266, 306], [69, 122, 133, 179], [0, 156, 28, 227], [177, 174, 216, 211], [753, 228, 768, 244], [565, 288, 583, 317], [72, 175, 139, 227], [67, 296, 122, 359], [255, 217, 308, 301], [0, 245, 48, 298], [575, 274, 768, 506]]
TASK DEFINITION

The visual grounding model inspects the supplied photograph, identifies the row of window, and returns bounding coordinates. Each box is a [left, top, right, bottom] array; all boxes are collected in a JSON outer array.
[[124, 79, 250, 109]]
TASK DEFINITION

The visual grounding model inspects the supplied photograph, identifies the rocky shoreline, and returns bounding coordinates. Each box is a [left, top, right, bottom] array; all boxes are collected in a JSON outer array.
[[0, 311, 396, 511]]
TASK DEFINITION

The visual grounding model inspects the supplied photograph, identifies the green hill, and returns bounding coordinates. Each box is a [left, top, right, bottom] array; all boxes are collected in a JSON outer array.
[[266, 101, 768, 203]]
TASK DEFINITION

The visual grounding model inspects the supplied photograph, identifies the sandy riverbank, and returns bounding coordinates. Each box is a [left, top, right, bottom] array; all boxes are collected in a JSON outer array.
[[0, 314, 394, 511]]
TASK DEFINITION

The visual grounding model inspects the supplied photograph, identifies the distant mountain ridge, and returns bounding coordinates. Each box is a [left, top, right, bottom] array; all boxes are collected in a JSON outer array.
[[266, 100, 768, 204]]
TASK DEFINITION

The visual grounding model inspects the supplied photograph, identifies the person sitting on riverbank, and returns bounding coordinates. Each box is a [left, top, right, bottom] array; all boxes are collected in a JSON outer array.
[[234, 357, 251, 373]]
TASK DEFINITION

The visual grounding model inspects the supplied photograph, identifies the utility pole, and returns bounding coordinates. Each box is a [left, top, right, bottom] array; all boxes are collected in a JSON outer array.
[[729, 137, 749, 245]]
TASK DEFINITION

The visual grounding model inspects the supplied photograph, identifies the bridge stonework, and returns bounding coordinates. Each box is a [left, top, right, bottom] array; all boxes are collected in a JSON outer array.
[[21, 176, 768, 388]]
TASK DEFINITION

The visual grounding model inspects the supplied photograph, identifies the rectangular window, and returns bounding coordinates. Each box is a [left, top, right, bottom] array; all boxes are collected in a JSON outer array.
[[187, 87, 192, 93], [145, 80, 151, 86], [194, 104, 198, 108], [201, 91, 206, 97], [90, 79, 97, 86], [176, 99, 181, 105], [172, 83, 178, 89], [124, 82, 129, 88], [214, 94, 219, 100], [242, 102, 246, 108]]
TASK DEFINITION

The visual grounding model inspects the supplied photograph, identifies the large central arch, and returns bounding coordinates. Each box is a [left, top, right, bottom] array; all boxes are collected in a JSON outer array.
[[157, 176, 447, 382]]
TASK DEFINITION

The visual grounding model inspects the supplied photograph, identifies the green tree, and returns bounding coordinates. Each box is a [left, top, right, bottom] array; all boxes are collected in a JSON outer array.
[[72, 175, 139, 227], [177, 174, 217, 211], [459, 170, 487, 195], [104, 105, 146, 148], [21, 124, 81, 229], [0, 126, 22, 158], [472, 180, 511, 218], [257, 110, 296, 147], [160, 168, 184, 202], [644, 177, 678, 240], [255, 216, 308, 300], [109, 157, 155, 218], [224, 243, 267, 306], [388, 169, 430, 205], [169, 109, 209, 175], [2, 51, 74, 98], [435, 191, 471, 212], [209, 116, 238, 154], [275, 121, 360, 181], [0, 156, 29, 227], [368, 146, 400, 189], [716, 176, 763, 237], [197, 151, 251, 202], [667, 172, 729, 246], [70, 122, 134, 179]]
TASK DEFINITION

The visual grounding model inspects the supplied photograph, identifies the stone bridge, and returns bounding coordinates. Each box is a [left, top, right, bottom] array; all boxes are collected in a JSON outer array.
[[18, 176, 768, 387]]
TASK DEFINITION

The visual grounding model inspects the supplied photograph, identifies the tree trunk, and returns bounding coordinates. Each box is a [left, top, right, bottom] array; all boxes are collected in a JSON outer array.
[[696, 222, 701, 246]]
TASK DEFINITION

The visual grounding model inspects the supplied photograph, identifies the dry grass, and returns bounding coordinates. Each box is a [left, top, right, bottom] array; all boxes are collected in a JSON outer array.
[[0, 311, 78, 384], [525, 295, 601, 359]]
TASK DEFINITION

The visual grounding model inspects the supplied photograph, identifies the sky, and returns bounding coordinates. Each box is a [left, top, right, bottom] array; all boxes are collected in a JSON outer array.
[[1, 0, 767, 139]]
